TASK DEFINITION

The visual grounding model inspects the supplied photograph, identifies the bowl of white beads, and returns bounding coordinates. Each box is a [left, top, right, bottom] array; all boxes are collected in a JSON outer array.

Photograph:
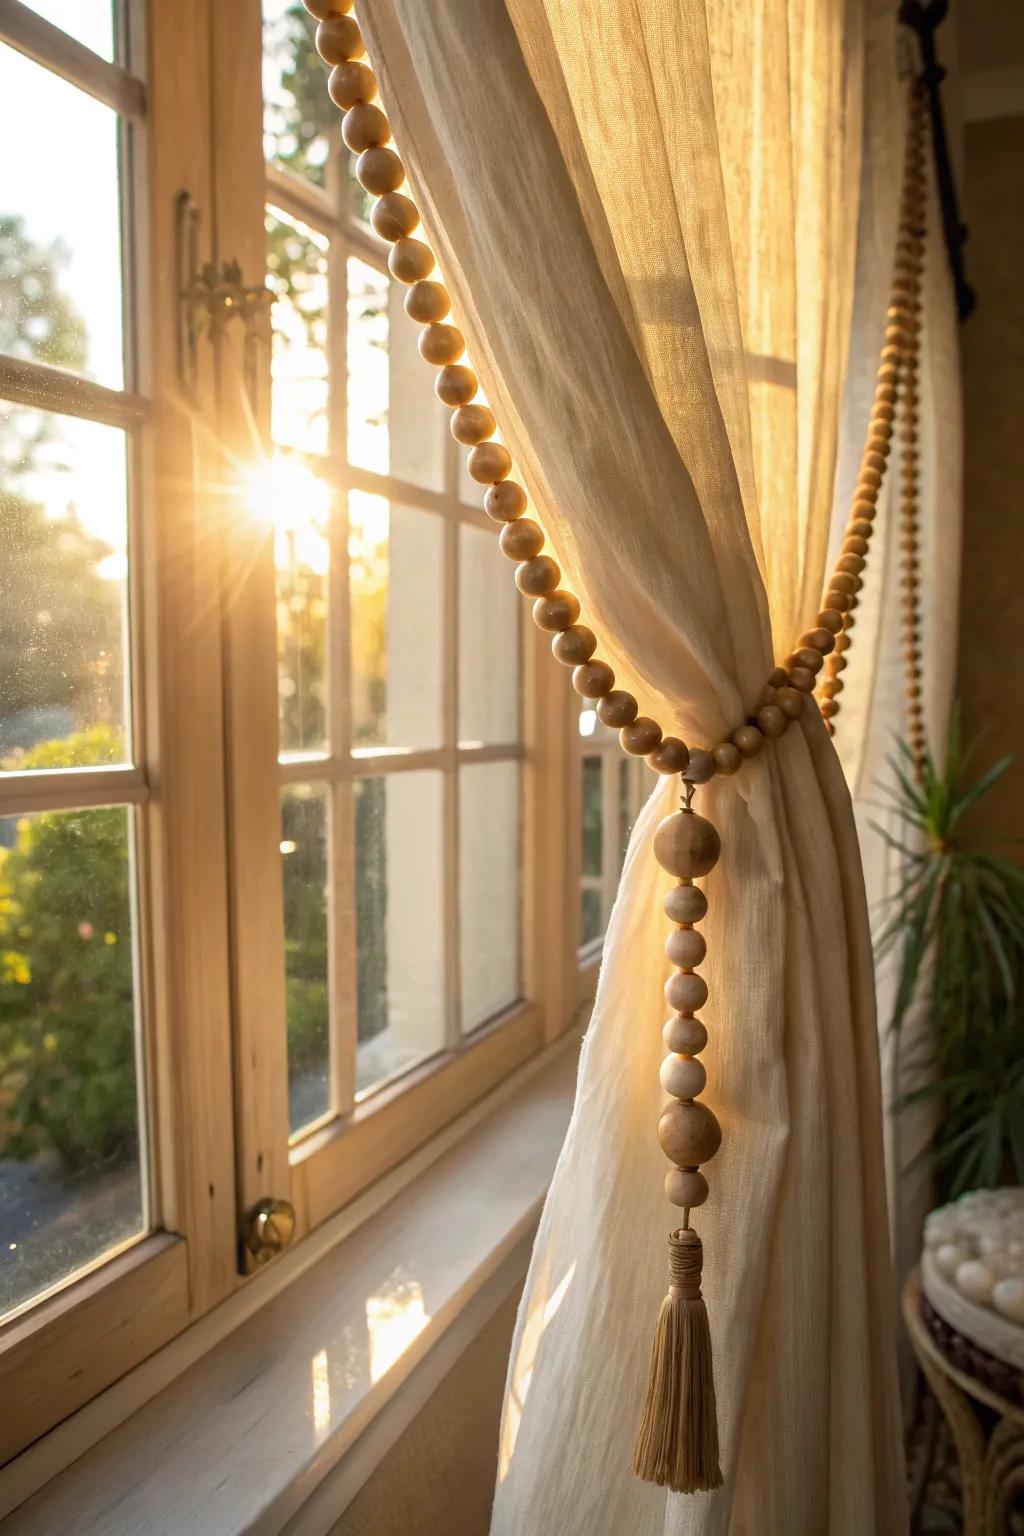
[[922, 1189, 1024, 1370]]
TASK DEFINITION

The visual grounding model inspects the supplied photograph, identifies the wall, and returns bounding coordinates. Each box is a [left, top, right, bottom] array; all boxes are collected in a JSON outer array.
[[328, 1289, 518, 1536]]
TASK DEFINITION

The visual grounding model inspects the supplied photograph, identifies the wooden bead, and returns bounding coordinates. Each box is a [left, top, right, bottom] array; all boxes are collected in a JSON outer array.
[[552, 625, 596, 666], [767, 666, 789, 689], [732, 723, 763, 758], [793, 647, 824, 674], [647, 737, 690, 775], [534, 592, 580, 632], [665, 927, 706, 968], [820, 699, 840, 720], [597, 690, 638, 728], [356, 147, 404, 195], [682, 747, 715, 785], [467, 440, 512, 482], [660, 1054, 707, 1100], [371, 192, 417, 241], [515, 556, 560, 596], [451, 403, 496, 445], [825, 589, 850, 614], [831, 573, 857, 596], [419, 324, 465, 365], [843, 535, 869, 558], [341, 101, 389, 151], [390, 237, 434, 284], [484, 481, 526, 522], [665, 968, 709, 1016], [572, 661, 615, 698], [405, 279, 450, 324], [304, 0, 352, 17], [757, 704, 787, 739], [663, 1014, 708, 1053], [834, 633, 851, 653], [837, 553, 864, 577], [316, 14, 364, 61], [498, 518, 543, 560], [776, 686, 805, 720], [821, 676, 843, 697], [817, 608, 844, 634], [788, 667, 815, 694], [654, 811, 720, 879], [663, 885, 707, 925], [712, 742, 741, 775], [665, 1167, 709, 1209], [658, 1100, 722, 1166], [800, 627, 836, 656], [621, 717, 662, 756], [329, 60, 377, 110]]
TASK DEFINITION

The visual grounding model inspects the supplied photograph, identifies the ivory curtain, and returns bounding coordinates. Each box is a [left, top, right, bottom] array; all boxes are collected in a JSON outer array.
[[361, 0, 907, 1529]]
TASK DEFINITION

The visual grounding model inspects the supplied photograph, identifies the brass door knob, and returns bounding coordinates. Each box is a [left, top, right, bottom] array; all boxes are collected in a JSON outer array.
[[240, 1197, 296, 1275]]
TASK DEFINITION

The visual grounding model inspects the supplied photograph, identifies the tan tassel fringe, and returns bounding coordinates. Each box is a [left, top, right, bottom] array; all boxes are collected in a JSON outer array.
[[633, 1227, 723, 1493]]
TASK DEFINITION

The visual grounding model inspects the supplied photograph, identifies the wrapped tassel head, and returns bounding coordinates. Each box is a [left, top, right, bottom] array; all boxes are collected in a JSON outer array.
[[634, 1227, 722, 1493]]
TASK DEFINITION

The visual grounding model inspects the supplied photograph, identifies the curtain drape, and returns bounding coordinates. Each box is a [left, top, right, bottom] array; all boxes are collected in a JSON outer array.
[[360, 1, 907, 1529]]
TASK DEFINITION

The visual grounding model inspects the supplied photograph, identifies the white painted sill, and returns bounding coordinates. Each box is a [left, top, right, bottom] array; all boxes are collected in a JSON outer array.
[[0, 1035, 579, 1536]]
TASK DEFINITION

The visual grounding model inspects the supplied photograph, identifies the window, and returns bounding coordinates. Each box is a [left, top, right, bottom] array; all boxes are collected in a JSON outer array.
[[574, 698, 647, 966]]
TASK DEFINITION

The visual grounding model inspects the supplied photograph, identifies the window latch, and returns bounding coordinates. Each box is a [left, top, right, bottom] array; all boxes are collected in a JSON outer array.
[[176, 191, 273, 400], [240, 1197, 297, 1275]]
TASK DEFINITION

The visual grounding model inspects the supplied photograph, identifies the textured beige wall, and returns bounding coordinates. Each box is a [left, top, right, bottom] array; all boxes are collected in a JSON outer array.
[[328, 1290, 518, 1536], [958, 116, 1024, 847]]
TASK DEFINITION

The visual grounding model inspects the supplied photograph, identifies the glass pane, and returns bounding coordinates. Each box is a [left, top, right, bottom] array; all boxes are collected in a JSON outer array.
[[0, 407, 129, 769], [0, 47, 124, 387], [387, 281, 446, 492], [355, 772, 445, 1095], [0, 806, 144, 1321], [19, 2, 114, 57], [262, 0, 334, 187], [266, 208, 330, 454], [580, 887, 603, 948], [460, 761, 520, 1032], [350, 493, 443, 751], [581, 756, 603, 877], [266, 459, 331, 755], [458, 523, 519, 746], [282, 784, 331, 1133]]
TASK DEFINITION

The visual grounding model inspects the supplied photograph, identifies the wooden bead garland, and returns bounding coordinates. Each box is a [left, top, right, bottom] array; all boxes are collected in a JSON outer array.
[[307, 9, 930, 1494]]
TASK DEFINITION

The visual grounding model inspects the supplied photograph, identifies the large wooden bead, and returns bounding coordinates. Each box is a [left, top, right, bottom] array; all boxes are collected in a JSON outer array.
[[712, 742, 741, 775], [682, 747, 715, 785], [596, 690, 638, 728], [665, 928, 706, 968], [654, 811, 720, 879], [389, 237, 433, 284], [468, 441, 512, 482], [792, 647, 824, 675], [658, 1100, 722, 1166], [801, 627, 837, 656], [304, 0, 352, 17], [484, 482, 526, 522], [435, 362, 475, 406], [665, 971, 709, 1013], [533, 592, 579, 632], [405, 279, 450, 324], [356, 147, 404, 195], [316, 13, 364, 60], [342, 102, 389, 151], [777, 686, 805, 720], [573, 661, 615, 698], [788, 666, 815, 694], [665, 1168, 709, 1209], [660, 1054, 707, 1100], [663, 1014, 708, 1053], [647, 737, 690, 775], [498, 518, 543, 561], [451, 403, 495, 445], [732, 723, 763, 758], [329, 60, 377, 110], [817, 607, 844, 634], [621, 717, 662, 756], [371, 192, 418, 241], [663, 884, 707, 925], [757, 704, 787, 739], [419, 324, 465, 365], [552, 626, 596, 666], [515, 556, 560, 596]]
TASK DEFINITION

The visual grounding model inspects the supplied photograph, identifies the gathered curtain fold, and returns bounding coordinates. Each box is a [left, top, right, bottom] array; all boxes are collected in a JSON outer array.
[[361, 0, 908, 1528]]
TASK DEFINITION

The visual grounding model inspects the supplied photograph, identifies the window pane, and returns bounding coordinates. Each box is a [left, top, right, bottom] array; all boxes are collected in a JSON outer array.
[[355, 772, 445, 1096], [17, 2, 114, 59], [387, 281, 446, 492], [350, 493, 443, 751], [266, 208, 330, 454], [580, 887, 603, 948], [460, 761, 520, 1032], [0, 407, 129, 769], [271, 459, 331, 754], [581, 756, 602, 877], [262, 0, 333, 187], [458, 523, 519, 745], [0, 47, 124, 387], [282, 784, 331, 1133], [0, 806, 144, 1320]]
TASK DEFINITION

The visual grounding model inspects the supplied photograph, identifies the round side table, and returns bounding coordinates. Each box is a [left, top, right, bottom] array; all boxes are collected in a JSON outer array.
[[904, 1267, 1024, 1534]]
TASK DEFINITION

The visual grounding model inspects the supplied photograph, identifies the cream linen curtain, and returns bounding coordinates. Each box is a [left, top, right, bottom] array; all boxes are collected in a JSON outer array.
[[359, 0, 906, 1529]]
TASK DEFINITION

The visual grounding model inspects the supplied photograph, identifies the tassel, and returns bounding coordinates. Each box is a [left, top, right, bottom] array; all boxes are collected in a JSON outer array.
[[633, 1226, 723, 1493]]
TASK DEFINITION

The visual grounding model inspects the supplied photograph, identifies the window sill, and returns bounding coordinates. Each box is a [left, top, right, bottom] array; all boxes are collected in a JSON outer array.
[[0, 1032, 580, 1535]]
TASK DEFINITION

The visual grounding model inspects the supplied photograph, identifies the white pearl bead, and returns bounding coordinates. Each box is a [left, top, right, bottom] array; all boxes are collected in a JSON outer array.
[[934, 1242, 969, 1279], [993, 1277, 1024, 1324], [955, 1259, 995, 1306]]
